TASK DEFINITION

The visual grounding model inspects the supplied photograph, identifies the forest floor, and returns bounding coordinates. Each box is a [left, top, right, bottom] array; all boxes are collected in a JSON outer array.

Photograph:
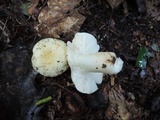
[[0, 0, 160, 120]]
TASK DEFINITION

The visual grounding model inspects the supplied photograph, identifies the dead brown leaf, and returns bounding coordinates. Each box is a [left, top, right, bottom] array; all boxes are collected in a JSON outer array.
[[106, 87, 130, 120], [47, 0, 81, 12], [34, 0, 85, 39], [105, 85, 148, 119]]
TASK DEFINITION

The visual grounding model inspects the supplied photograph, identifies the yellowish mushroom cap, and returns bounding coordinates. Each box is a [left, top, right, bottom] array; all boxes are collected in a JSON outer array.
[[31, 38, 69, 77]]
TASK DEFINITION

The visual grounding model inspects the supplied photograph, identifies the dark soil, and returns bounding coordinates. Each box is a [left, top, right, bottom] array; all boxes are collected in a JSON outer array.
[[0, 0, 160, 120]]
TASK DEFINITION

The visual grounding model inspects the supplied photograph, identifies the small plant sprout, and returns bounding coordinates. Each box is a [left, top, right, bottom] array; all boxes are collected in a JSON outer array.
[[31, 38, 69, 77], [35, 96, 52, 106], [67, 32, 124, 94]]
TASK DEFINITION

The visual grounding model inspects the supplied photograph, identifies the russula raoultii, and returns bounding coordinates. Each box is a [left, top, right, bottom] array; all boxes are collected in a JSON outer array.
[[67, 32, 123, 94], [31, 38, 69, 77]]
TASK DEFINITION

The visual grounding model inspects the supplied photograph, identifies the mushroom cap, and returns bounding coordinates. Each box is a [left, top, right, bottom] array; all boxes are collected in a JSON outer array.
[[32, 38, 69, 77], [67, 32, 103, 94]]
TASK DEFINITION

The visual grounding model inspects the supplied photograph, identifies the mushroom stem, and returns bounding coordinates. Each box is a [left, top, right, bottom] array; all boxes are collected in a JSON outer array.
[[77, 52, 123, 75]]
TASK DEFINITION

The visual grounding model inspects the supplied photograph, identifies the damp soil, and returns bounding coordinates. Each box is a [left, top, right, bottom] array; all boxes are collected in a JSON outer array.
[[0, 0, 160, 120]]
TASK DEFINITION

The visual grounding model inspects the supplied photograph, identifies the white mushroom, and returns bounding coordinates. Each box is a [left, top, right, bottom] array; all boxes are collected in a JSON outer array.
[[67, 32, 123, 94], [31, 38, 69, 77]]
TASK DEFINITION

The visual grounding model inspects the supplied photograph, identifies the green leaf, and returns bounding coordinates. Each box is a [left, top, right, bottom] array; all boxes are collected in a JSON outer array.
[[135, 46, 148, 68]]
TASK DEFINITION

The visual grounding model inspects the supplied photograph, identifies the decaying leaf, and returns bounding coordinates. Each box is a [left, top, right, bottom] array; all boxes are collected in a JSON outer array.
[[106, 85, 148, 119], [106, 87, 130, 120], [47, 0, 81, 12], [62, 91, 85, 116], [34, 0, 85, 39], [106, 0, 125, 9]]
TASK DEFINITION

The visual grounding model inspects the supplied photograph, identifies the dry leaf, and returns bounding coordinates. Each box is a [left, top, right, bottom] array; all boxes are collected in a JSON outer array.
[[34, 0, 85, 39], [106, 85, 147, 119], [106, 86, 130, 120], [47, 0, 81, 12]]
